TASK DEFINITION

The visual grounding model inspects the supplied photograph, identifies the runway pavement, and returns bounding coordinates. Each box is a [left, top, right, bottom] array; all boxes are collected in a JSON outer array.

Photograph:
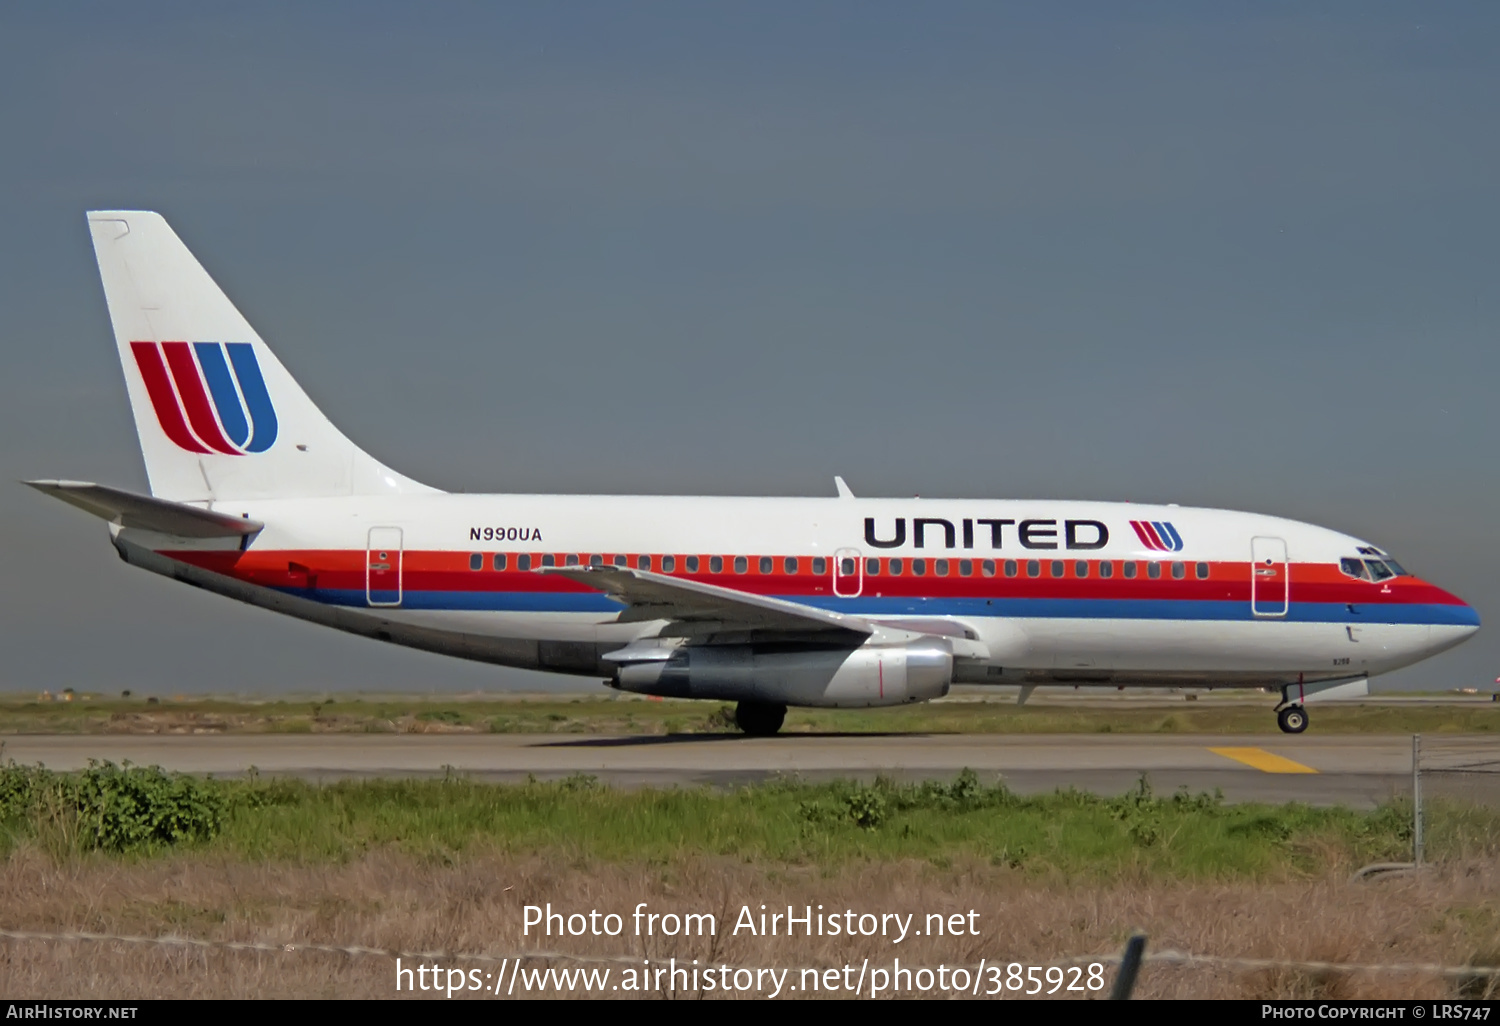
[[0, 732, 1468, 806]]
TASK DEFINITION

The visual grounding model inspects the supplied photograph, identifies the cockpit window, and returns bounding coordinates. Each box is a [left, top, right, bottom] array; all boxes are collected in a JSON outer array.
[[1356, 546, 1410, 576], [1342, 553, 1409, 580]]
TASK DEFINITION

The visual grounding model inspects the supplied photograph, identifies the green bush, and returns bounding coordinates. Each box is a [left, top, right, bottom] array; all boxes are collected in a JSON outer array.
[[0, 761, 225, 853]]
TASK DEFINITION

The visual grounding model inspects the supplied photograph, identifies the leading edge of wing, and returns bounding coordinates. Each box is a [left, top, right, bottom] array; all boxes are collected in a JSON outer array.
[[539, 564, 874, 636]]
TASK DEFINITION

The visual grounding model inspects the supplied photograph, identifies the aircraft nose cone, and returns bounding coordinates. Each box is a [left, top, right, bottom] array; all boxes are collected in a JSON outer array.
[[1439, 589, 1481, 629], [1420, 584, 1480, 658]]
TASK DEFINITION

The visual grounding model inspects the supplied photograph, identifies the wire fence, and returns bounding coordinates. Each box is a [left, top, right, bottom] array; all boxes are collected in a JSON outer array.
[[3, 927, 1498, 994], [1410, 734, 1500, 866]]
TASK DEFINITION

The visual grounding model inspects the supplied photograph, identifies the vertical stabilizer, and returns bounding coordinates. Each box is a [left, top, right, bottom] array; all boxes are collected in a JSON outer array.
[[87, 211, 437, 501]]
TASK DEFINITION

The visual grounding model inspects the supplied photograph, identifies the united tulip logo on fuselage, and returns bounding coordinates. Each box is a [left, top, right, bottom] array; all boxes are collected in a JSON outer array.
[[130, 341, 278, 455], [1129, 520, 1185, 552]]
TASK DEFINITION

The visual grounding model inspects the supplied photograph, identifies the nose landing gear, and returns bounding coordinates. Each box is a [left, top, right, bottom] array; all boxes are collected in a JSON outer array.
[[1276, 704, 1308, 734]]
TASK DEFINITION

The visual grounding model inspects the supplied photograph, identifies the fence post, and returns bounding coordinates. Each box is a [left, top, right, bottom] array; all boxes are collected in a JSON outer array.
[[1109, 934, 1147, 1000], [1412, 733, 1423, 867]]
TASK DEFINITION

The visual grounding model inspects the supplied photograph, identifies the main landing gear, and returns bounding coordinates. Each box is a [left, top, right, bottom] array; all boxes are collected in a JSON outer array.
[[735, 701, 787, 736], [1276, 705, 1308, 734]]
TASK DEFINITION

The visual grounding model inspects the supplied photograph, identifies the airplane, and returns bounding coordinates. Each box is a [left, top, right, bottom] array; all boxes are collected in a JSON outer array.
[[27, 211, 1480, 736]]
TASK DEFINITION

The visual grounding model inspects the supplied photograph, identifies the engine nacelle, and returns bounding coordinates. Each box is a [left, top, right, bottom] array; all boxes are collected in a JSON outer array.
[[615, 641, 953, 708]]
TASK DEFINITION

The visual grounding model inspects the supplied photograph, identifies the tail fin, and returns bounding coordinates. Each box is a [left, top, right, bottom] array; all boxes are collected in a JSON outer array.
[[87, 211, 437, 501]]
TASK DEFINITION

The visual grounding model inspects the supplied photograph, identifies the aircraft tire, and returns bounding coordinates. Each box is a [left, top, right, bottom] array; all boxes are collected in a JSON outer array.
[[1277, 705, 1308, 734], [735, 701, 787, 736]]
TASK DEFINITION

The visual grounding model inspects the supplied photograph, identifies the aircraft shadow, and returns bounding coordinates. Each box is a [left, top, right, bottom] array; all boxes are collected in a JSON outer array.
[[540, 731, 921, 748]]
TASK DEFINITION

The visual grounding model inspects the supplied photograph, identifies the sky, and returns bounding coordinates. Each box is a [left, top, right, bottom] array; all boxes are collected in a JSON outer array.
[[0, 2, 1496, 695]]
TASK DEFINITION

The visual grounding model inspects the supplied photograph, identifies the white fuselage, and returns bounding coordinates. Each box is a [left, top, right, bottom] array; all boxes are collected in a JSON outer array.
[[114, 492, 1478, 705]]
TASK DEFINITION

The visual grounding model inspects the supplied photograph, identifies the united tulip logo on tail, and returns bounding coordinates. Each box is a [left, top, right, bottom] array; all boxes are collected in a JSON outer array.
[[1130, 520, 1184, 552], [130, 341, 278, 455]]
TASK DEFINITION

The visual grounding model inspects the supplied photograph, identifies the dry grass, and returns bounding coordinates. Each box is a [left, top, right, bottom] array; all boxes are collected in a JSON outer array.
[[2, 848, 1497, 999]]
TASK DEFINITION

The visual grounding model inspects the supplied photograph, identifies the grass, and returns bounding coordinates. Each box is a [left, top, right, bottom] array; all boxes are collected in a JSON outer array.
[[5, 763, 1497, 879], [2, 692, 1498, 736], [213, 775, 1418, 877], [3, 766, 1499, 999], [4, 854, 1500, 999]]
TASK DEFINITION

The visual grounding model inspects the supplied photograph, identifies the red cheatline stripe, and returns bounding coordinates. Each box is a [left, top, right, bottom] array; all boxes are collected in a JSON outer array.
[[129, 342, 211, 454], [1129, 521, 1158, 550], [161, 341, 240, 454]]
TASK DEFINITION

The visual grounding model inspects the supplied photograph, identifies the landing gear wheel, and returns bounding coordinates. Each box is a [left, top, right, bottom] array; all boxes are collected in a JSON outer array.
[[735, 701, 787, 736], [1277, 705, 1308, 734]]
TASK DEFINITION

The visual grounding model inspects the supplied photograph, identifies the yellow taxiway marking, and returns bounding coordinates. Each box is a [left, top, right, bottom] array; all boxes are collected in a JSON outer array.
[[1209, 747, 1319, 774]]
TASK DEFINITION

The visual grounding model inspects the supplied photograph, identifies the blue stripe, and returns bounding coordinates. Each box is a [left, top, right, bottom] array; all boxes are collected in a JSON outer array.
[[225, 343, 278, 453], [1160, 523, 1184, 552], [194, 343, 250, 447], [281, 588, 1479, 627]]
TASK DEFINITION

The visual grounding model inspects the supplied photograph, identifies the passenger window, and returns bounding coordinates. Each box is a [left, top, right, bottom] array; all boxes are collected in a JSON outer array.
[[686, 556, 699, 573], [612, 554, 627, 568], [1004, 559, 1017, 578], [1099, 561, 1113, 579], [840, 557, 856, 575], [542, 554, 556, 568], [982, 559, 997, 577], [566, 554, 581, 567], [1366, 560, 1394, 582], [889, 559, 903, 576], [589, 554, 603, 567], [1195, 562, 1209, 579], [662, 556, 676, 573], [865, 558, 879, 576], [1027, 560, 1041, 578], [759, 556, 773, 574], [1171, 561, 1185, 579], [710, 556, 724, 573], [812, 557, 827, 575], [1340, 558, 1369, 580], [517, 554, 532, 571], [637, 555, 650, 571], [912, 559, 927, 576], [492, 553, 507, 572], [934, 559, 949, 576], [469, 553, 483, 571], [1123, 562, 1137, 579], [1075, 560, 1089, 578], [786, 557, 799, 574], [959, 560, 973, 577], [1050, 560, 1064, 578], [734, 556, 748, 574], [1148, 562, 1161, 579]]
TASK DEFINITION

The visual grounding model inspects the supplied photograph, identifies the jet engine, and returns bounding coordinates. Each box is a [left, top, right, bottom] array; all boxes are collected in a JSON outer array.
[[612, 640, 953, 708]]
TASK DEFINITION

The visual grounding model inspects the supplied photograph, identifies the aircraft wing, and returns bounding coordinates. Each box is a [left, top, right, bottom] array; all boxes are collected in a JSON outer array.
[[25, 480, 263, 539], [540, 565, 873, 637]]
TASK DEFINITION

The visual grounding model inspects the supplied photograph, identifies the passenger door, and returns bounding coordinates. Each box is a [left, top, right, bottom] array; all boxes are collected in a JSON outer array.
[[1250, 536, 1288, 617]]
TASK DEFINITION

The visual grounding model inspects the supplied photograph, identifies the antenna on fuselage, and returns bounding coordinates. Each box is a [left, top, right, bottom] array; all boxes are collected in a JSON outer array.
[[834, 476, 854, 499]]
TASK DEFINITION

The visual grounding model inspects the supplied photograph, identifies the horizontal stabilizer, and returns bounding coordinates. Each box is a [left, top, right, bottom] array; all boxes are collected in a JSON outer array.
[[25, 480, 263, 538]]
